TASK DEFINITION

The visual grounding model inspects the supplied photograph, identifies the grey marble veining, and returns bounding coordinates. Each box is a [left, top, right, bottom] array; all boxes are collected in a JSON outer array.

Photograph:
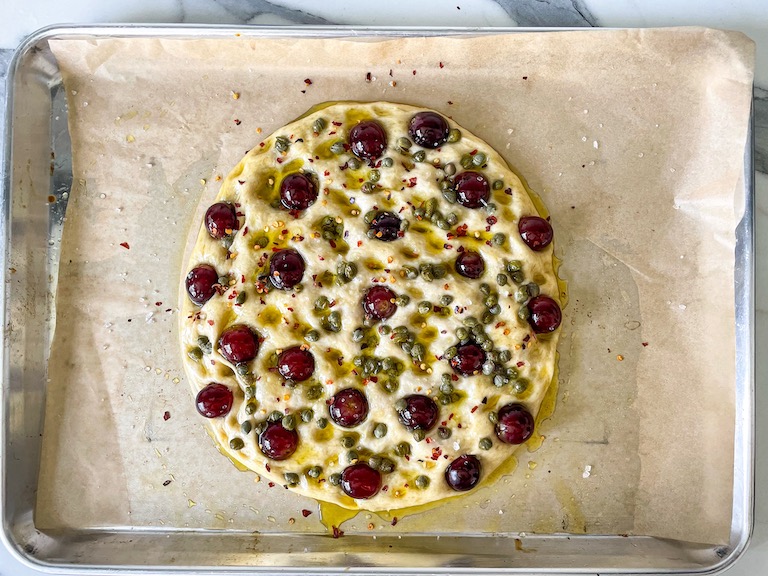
[[493, 0, 597, 27], [200, 0, 331, 25], [756, 87, 767, 174]]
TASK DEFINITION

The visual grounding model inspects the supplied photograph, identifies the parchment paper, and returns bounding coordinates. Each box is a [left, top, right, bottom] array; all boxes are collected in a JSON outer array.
[[37, 28, 754, 546]]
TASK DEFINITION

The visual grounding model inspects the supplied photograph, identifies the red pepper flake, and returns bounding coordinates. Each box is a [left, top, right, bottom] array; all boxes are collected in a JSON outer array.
[[431, 447, 442, 460], [259, 142, 265, 148], [324, 170, 330, 177], [119, 242, 130, 249], [276, 158, 283, 164], [163, 411, 171, 421], [457, 423, 463, 429], [301, 509, 312, 517], [333, 526, 345, 538], [234, 119, 241, 125], [332, 121, 343, 127], [357, 240, 363, 247], [471, 405, 478, 414], [265, 463, 271, 472], [516, 361, 525, 367], [242, 226, 249, 235], [391, 517, 398, 526], [642, 342, 649, 347], [443, 243, 452, 250], [268, 482, 275, 488], [155, 301, 162, 306], [365, 72, 372, 83], [449, 412, 455, 420], [456, 224, 468, 237], [439, 61, 444, 68], [304, 78, 312, 85], [407, 177, 417, 188], [486, 215, 498, 226], [447, 100, 453, 105], [207, 319, 215, 326]]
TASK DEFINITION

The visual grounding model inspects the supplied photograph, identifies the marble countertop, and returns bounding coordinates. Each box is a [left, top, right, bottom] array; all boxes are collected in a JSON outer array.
[[0, 1, 765, 575]]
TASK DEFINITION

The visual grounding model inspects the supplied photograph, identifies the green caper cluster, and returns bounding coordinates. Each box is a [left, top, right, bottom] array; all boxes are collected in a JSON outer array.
[[438, 373, 461, 405], [412, 198, 458, 231], [392, 325, 429, 363], [319, 215, 343, 240], [321, 310, 342, 333], [460, 150, 487, 169], [338, 432, 396, 473], [335, 260, 358, 285], [479, 282, 503, 325], [352, 354, 404, 393], [351, 325, 380, 350]]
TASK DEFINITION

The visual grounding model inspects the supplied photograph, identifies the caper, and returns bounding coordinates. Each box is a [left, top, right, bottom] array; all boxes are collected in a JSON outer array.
[[438, 427, 452, 440], [245, 401, 258, 415], [341, 435, 355, 448], [254, 421, 268, 435], [492, 233, 506, 246], [442, 189, 457, 203], [366, 169, 380, 183], [412, 150, 426, 162], [488, 411, 499, 425], [482, 361, 496, 375], [187, 347, 203, 361], [197, 336, 212, 355], [316, 417, 328, 429], [440, 295, 454, 306], [412, 429, 427, 442], [379, 458, 395, 473], [312, 117, 326, 133], [306, 385, 324, 401], [299, 408, 314, 423], [347, 157, 361, 170], [307, 465, 322, 478], [473, 326, 486, 339], [432, 264, 447, 279], [315, 295, 330, 310], [506, 260, 523, 273], [278, 414, 294, 431], [413, 207, 426, 219], [330, 141, 346, 154], [383, 157, 394, 167], [402, 266, 419, 280], [245, 385, 256, 399], [489, 304, 502, 315], [484, 202, 497, 213], [418, 301, 432, 315], [229, 437, 244, 450], [352, 328, 365, 343], [411, 343, 425, 361], [446, 212, 459, 226], [381, 378, 399, 394], [240, 420, 253, 435], [480, 283, 491, 296], [346, 450, 359, 463], [514, 288, 530, 303], [512, 271, 525, 284], [493, 374, 509, 388], [337, 261, 357, 282], [366, 455, 382, 470], [395, 398, 407, 412], [443, 346, 457, 360], [323, 311, 342, 333], [304, 329, 320, 343], [353, 355, 365, 367], [255, 235, 270, 249], [235, 291, 247, 305], [472, 152, 487, 166], [460, 154, 473, 168], [443, 162, 456, 176], [395, 442, 411, 457], [415, 475, 431, 489], [506, 366, 519, 379], [485, 294, 499, 308], [275, 136, 291, 152], [479, 437, 493, 451], [498, 349, 512, 363], [439, 381, 453, 395], [448, 128, 462, 143], [456, 327, 469, 342], [267, 410, 283, 422], [329, 473, 342, 486], [513, 379, 529, 394], [439, 393, 452, 405], [395, 294, 411, 308], [222, 235, 235, 249], [381, 357, 394, 371], [400, 342, 413, 355], [497, 273, 508, 286], [526, 283, 541, 298], [463, 316, 479, 328], [361, 182, 375, 194], [480, 338, 494, 351], [397, 137, 412, 151], [372, 422, 388, 439], [234, 364, 249, 377], [425, 197, 438, 218]]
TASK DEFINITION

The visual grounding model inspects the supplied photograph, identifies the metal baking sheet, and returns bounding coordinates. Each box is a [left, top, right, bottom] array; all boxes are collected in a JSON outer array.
[[0, 24, 754, 574]]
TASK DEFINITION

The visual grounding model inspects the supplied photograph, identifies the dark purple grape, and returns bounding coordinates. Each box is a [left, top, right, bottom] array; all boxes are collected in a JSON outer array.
[[258, 422, 299, 460], [408, 111, 449, 148], [445, 454, 482, 491], [218, 325, 259, 364], [277, 346, 315, 382], [450, 342, 486, 376], [348, 120, 387, 160], [186, 264, 219, 306], [518, 216, 553, 251], [454, 171, 490, 208], [280, 173, 318, 211], [269, 249, 305, 290], [205, 202, 239, 239], [340, 462, 381, 499], [527, 296, 562, 334], [196, 383, 233, 418], [455, 250, 485, 279], [495, 403, 534, 445], [363, 285, 398, 320], [329, 388, 369, 428], [369, 211, 402, 242], [397, 395, 438, 431]]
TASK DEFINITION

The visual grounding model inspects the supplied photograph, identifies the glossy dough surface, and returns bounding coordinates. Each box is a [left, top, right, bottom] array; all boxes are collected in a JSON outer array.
[[179, 101, 561, 511]]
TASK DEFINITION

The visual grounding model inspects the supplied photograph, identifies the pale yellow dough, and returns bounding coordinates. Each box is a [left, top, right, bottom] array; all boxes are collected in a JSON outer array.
[[179, 101, 560, 511]]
